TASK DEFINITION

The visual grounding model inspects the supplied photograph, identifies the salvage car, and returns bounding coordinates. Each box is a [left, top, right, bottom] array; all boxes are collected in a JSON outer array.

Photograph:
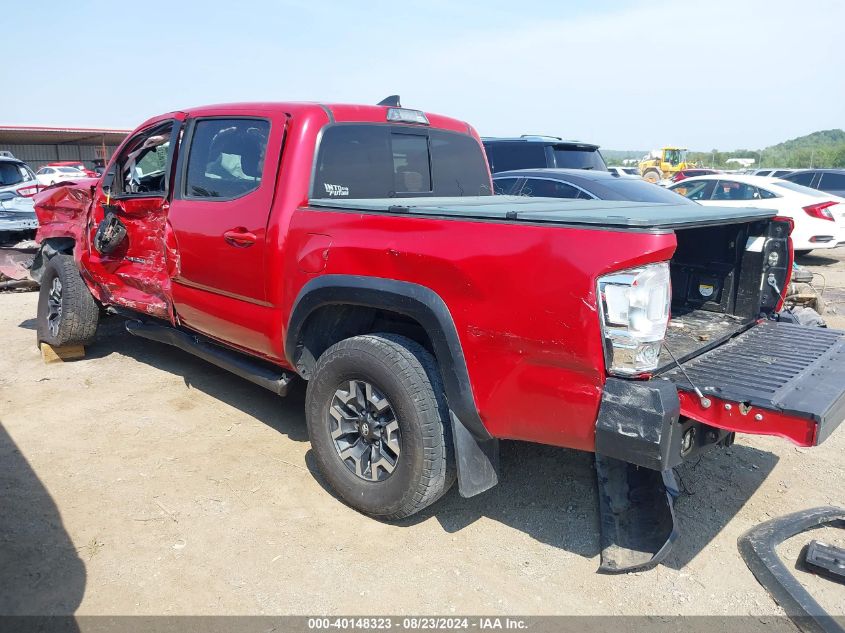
[[35, 165, 88, 186], [31, 100, 845, 573], [0, 156, 40, 198]]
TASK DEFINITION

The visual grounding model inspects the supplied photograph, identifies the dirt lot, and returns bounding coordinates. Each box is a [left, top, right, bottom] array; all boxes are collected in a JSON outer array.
[[1, 249, 844, 617]]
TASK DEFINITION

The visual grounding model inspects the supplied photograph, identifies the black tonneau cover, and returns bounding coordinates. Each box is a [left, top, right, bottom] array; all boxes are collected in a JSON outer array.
[[308, 196, 776, 230]]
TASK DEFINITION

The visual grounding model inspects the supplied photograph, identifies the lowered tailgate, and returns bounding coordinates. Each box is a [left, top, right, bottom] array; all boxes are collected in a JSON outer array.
[[661, 321, 845, 446]]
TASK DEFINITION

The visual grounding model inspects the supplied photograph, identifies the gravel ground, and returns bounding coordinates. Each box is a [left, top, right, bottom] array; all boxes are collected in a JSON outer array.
[[1, 248, 843, 617]]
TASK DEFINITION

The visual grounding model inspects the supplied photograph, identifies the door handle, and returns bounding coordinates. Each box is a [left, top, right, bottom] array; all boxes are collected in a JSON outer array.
[[223, 228, 257, 247]]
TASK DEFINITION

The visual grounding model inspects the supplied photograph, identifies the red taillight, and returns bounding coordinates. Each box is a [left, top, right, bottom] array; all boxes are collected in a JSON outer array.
[[672, 172, 684, 182], [16, 185, 39, 198], [803, 201, 838, 221]]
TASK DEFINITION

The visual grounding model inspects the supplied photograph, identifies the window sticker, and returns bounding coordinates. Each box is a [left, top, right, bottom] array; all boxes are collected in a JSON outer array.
[[324, 183, 349, 197]]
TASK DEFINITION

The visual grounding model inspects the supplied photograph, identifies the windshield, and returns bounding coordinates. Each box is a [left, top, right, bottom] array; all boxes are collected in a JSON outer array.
[[0, 162, 31, 186], [598, 178, 697, 204], [552, 145, 607, 171], [664, 149, 687, 165]]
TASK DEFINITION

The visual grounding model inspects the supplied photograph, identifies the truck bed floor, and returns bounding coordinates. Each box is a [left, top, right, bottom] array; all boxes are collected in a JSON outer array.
[[661, 308, 749, 370]]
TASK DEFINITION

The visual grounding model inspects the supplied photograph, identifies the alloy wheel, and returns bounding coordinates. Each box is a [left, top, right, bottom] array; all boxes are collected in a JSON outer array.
[[328, 379, 401, 482], [47, 277, 63, 337]]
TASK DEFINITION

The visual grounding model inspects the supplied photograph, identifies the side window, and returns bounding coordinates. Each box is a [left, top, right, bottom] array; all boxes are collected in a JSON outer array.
[[758, 187, 778, 199], [113, 122, 174, 196], [711, 180, 758, 201], [520, 178, 580, 198], [489, 143, 547, 172], [185, 118, 270, 199], [493, 178, 519, 195], [671, 180, 714, 200], [786, 171, 814, 187], [820, 172, 845, 191]]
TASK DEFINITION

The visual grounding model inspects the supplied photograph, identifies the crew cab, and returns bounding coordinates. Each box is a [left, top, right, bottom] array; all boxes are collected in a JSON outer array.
[[31, 100, 845, 573]]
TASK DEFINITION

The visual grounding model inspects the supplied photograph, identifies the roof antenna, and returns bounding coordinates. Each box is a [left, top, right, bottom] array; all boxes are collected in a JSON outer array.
[[377, 95, 401, 107]]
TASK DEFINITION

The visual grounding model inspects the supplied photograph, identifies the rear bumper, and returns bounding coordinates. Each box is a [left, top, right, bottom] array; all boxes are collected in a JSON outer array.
[[594, 378, 732, 470], [595, 322, 845, 468]]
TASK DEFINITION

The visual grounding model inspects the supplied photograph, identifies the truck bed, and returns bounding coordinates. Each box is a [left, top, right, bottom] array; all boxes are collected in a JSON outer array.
[[660, 309, 750, 371], [309, 197, 775, 230]]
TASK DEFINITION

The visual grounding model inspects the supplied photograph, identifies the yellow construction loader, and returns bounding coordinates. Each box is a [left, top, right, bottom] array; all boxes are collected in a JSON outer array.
[[639, 147, 692, 183]]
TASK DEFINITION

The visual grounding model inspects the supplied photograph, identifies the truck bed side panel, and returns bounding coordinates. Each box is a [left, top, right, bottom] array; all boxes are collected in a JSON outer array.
[[284, 208, 677, 450]]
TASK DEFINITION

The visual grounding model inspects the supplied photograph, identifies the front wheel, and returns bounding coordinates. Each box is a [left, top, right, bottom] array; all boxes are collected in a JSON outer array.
[[643, 170, 662, 183], [37, 254, 99, 347], [305, 333, 454, 520]]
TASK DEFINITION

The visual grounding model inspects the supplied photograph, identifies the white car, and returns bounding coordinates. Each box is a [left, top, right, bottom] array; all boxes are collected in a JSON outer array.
[[35, 166, 88, 186], [668, 174, 845, 254], [608, 166, 641, 178]]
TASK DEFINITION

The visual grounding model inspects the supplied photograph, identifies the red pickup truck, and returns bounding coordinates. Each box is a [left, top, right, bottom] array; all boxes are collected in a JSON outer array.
[[31, 99, 845, 573]]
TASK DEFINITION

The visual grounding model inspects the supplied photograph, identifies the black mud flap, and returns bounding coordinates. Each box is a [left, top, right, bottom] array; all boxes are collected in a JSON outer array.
[[595, 454, 679, 574]]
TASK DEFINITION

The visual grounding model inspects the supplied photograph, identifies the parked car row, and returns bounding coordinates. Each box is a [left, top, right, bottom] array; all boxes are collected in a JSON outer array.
[[489, 141, 845, 255]]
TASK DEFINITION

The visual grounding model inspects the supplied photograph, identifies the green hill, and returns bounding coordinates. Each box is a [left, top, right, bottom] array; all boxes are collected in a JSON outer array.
[[604, 129, 845, 169]]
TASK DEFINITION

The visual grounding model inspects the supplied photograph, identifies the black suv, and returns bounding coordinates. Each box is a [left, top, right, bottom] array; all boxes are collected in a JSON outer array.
[[482, 135, 607, 174]]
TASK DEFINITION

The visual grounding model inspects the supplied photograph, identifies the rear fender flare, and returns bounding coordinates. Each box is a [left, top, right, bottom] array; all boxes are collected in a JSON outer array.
[[286, 275, 490, 440], [286, 275, 499, 496]]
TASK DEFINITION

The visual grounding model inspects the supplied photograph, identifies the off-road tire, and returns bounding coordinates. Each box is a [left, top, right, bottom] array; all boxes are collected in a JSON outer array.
[[37, 254, 99, 347], [306, 333, 455, 520], [643, 170, 661, 183]]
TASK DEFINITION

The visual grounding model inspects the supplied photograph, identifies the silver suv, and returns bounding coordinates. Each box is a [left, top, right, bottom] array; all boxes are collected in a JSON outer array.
[[0, 155, 40, 198]]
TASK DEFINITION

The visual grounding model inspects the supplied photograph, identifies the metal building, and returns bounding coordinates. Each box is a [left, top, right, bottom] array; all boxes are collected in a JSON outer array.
[[0, 126, 130, 170]]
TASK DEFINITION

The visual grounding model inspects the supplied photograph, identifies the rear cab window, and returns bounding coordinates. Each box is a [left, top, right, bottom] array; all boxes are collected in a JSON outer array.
[[313, 124, 490, 199]]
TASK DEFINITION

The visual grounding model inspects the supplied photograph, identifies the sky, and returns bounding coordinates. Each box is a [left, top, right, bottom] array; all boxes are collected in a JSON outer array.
[[2, 0, 843, 151]]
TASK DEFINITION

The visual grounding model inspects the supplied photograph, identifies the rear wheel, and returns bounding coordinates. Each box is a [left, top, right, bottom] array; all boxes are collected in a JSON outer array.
[[37, 254, 99, 347], [305, 333, 454, 520], [643, 170, 662, 183]]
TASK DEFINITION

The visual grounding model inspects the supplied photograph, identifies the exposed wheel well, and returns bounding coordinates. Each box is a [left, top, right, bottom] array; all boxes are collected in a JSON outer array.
[[30, 237, 76, 283], [293, 304, 434, 380]]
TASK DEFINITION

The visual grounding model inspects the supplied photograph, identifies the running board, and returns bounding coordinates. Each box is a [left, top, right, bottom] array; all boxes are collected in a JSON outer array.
[[595, 454, 680, 573], [125, 320, 294, 396]]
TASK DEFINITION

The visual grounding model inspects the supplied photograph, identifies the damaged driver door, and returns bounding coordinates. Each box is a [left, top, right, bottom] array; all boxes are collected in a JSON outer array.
[[88, 116, 185, 321]]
